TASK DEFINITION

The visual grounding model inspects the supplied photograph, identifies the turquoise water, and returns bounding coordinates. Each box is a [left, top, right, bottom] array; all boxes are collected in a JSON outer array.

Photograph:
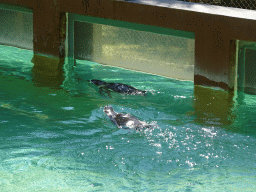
[[0, 45, 256, 191]]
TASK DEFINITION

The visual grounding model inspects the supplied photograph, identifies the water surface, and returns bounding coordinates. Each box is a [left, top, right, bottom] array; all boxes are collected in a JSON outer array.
[[0, 45, 256, 191]]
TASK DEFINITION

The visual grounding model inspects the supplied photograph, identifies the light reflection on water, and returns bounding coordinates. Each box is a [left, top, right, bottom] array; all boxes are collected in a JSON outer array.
[[0, 45, 256, 191]]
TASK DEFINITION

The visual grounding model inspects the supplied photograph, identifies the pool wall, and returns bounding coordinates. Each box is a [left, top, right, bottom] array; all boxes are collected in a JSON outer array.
[[1, 0, 256, 91], [69, 15, 195, 81], [0, 4, 33, 50]]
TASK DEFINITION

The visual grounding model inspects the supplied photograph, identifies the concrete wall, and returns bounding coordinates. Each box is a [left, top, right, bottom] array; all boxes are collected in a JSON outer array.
[[1, 0, 256, 90]]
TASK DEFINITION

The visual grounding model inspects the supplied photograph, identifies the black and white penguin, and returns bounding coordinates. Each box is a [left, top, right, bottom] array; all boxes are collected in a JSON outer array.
[[103, 106, 151, 131], [89, 79, 146, 97]]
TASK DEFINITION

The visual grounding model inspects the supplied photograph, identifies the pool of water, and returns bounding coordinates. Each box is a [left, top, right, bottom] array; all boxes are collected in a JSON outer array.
[[0, 45, 256, 191]]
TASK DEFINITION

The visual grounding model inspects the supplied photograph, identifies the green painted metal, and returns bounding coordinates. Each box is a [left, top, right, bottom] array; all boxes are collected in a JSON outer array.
[[0, 3, 32, 13], [69, 13, 195, 39], [238, 45, 256, 92], [68, 14, 75, 60], [238, 48, 245, 92]]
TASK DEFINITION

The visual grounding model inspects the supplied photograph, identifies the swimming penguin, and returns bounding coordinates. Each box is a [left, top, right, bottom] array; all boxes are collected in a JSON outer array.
[[88, 79, 146, 98], [103, 106, 151, 131]]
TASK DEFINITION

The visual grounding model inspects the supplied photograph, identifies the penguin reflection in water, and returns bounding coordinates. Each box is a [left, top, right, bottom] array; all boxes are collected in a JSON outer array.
[[88, 79, 146, 98], [104, 106, 152, 131]]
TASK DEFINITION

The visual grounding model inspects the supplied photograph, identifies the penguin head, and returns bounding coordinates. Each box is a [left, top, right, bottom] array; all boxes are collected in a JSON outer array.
[[103, 106, 116, 116]]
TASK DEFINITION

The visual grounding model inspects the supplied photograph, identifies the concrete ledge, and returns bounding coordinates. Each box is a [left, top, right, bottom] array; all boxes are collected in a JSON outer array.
[[133, 0, 256, 20], [1, 0, 256, 41]]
